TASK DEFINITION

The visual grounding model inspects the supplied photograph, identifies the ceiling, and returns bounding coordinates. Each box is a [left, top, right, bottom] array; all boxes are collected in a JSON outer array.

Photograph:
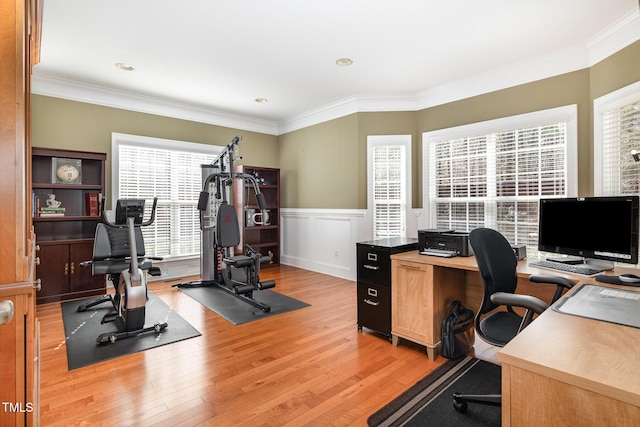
[[33, 0, 640, 134]]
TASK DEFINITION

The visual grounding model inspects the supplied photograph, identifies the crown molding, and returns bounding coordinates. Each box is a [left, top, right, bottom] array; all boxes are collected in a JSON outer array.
[[32, 10, 639, 136], [31, 75, 280, 135]]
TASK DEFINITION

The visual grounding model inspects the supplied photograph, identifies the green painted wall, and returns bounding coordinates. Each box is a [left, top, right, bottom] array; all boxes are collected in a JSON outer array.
[[32, 40, 640, 210], [31, 96, 278, 200], [416, 70, 592, 198], [278, 114, 358, 208]]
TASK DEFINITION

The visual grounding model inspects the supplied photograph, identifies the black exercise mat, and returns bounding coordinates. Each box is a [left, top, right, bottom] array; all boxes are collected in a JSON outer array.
[[368, 355, 501, 427], [177, 285, 310, 325], [61, 291, 201, 370]]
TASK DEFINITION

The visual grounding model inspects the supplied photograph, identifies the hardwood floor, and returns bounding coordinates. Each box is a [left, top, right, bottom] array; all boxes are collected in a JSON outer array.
[[37, 265, 449, 426]]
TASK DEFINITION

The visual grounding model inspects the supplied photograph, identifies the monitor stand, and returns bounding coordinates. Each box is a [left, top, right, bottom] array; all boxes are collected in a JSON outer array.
[[546, 256, 583, 265], [547, 256, 615, 272]]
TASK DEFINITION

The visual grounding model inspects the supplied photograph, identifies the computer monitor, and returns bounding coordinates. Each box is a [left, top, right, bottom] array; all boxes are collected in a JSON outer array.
[[115, 199, 145, 225], [538, 196, 640, 269]]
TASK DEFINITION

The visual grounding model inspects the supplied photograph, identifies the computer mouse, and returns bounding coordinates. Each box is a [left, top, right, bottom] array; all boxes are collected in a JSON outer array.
[[619, 273, 640, 283]]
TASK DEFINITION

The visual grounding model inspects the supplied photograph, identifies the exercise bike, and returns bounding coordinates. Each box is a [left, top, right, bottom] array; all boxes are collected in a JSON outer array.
[[78, 197, 167, 344], [174, 136, 276, 312]]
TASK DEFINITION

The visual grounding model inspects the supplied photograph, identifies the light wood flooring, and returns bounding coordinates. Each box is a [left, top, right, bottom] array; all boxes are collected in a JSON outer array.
[[38, 265, 466, 426]]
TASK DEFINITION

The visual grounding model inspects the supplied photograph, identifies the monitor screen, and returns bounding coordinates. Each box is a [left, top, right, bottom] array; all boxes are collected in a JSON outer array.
[[115, 199, 145, 225], [538, 196, 640, 264]]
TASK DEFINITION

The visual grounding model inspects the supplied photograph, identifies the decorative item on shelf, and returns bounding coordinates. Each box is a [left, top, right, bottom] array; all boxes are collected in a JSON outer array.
[[39, 193, 65, 217], [52, 157, 82, 184], [245, 208, 256, 227], [250, 171, 268, 185], [253, 209, 270, 225]]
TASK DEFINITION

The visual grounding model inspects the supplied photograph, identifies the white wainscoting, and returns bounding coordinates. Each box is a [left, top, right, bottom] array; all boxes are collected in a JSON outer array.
[[281, 208, 368, 281], [149, 208, 426, 283]]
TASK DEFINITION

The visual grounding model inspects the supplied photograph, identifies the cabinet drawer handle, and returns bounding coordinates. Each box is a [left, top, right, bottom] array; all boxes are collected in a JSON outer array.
[[364, 299, 379, 306], [399, 263, 421, 270], [367, 288, 378, 297], [71, 262, 75, 274], [64, 262, 69, 275], [364, 264, 379, 270]]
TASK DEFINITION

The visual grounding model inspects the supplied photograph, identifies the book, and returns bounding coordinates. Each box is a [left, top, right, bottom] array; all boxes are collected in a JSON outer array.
[[85, 193, 99, 216], [39, 212, 65, 217]]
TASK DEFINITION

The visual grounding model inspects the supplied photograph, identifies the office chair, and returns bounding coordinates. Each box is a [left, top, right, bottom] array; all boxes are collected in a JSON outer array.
[[452, 227, 575, 413]]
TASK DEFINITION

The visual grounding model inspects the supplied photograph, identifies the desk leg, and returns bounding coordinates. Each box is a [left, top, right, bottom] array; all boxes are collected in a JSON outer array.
[[426, 345, 437, 361], [391, 334, 399, 347]]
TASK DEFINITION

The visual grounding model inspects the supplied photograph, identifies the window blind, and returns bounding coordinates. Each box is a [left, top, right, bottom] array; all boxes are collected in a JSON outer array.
[[372, 144, 407, 238], [427, 121, 568, 248], [601, 101, 640, 196], [116, 140, 217, 259]]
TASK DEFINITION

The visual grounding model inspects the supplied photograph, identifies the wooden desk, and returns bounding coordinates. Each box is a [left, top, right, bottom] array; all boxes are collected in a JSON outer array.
[[391, 250, 640, 424], [499, 280, 640, 426], [389, 251, 577, 360]]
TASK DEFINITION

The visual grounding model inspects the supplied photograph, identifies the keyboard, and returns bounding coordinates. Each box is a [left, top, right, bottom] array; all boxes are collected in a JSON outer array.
[[530, 259, 604, 276], [420, 249, 457, 258]]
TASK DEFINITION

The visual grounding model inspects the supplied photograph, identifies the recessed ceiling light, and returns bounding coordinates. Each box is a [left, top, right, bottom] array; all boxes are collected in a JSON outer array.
[[255, 98, 268, 103], [335, 58, 353, 66], [115, 62, 135, 71]]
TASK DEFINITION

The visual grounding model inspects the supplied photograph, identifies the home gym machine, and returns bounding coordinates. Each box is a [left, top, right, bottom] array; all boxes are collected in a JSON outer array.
[[78, 197, 167, 344], [174, 136, 276, 312]]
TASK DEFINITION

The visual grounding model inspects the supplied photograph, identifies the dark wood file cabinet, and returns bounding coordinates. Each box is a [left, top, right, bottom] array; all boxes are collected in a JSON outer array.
[[356, 237, 418, 340]]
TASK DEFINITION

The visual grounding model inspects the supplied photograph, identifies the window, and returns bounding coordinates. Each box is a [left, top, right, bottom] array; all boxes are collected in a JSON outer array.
[[367, 135, 412, 238], [423, 105, 577, 250], [112, 133, 220, 259], [594, 81, 640, 197]]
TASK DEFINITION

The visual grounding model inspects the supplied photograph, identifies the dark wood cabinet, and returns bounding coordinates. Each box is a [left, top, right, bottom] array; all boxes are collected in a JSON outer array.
[[36, 241, 103, 303], [32, 147, 106, 304], [233, 165, 280, 266]]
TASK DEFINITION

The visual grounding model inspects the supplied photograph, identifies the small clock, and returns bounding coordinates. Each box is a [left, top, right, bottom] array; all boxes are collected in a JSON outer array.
[[52, 157, 82, 184]]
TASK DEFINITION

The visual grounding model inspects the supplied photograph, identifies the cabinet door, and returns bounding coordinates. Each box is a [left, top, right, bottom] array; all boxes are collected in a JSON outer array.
[[391, 260, 432, 345], [69, 241, 104, 293], [36, 244, 70, 298], [0, 286, 35, 426]]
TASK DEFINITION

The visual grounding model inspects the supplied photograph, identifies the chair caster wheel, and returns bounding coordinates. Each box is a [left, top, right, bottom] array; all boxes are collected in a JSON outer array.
[[453, 396, 467, 413]]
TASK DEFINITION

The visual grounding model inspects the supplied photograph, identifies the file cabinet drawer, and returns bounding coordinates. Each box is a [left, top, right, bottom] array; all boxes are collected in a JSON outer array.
[[357, 247, 391, 286], [357, 282, 391, 336]]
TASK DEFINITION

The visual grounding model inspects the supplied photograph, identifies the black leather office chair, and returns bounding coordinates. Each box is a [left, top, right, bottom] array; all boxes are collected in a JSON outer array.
[[452, 227, 575, 413]]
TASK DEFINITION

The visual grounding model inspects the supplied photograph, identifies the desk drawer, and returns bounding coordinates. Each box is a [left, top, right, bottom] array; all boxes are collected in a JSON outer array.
[[357, 282, 391, 336], [357, 247, 391, 286]]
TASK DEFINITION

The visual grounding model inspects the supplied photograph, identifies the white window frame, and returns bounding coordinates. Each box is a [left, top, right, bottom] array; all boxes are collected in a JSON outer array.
[[422, 105, 578, 244], [111, 132, 221, 260], [594, 80, 640, 195], [367, 135, 412, 239]]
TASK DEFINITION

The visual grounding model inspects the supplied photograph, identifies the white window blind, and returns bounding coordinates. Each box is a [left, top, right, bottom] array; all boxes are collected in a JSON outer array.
[[424, 106, 577, 249], [599, 100, 640, 196], [112, 133, 220, 259], [594, 82, 640, 267], [368, 135, 411, 239]]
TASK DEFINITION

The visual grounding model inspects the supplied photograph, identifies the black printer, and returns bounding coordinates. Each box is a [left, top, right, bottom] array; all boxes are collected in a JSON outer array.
[[418, 229, 474, 257]]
